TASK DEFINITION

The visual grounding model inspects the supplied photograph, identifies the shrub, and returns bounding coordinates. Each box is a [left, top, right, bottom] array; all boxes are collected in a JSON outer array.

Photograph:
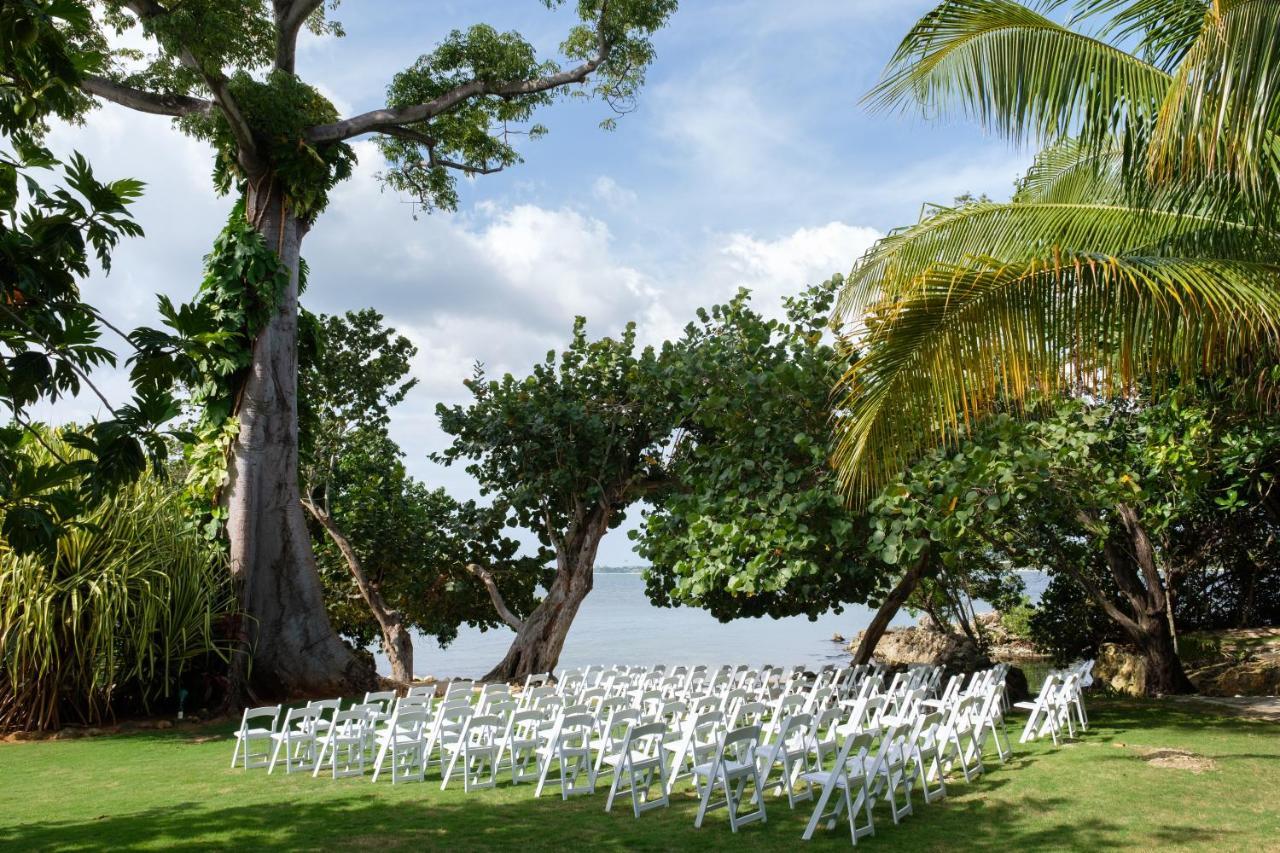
[[0, 430, 233, 731]]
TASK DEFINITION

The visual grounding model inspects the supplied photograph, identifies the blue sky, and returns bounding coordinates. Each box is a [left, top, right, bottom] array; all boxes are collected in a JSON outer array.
[[48, 1, 1032, 563]]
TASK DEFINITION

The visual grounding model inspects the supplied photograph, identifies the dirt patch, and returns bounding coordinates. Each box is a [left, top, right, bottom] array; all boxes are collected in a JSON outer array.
[[1139, 747, 1218, 774], [185, 734, 222, 744]]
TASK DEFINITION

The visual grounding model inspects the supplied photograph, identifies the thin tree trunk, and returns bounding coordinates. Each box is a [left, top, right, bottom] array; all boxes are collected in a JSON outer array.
[[223, 181, 375, 699], [302, 499, 413, 685], [482, 507, 609, 683], [1078, 506, 1195, 696], [852, 554, 931, 666]]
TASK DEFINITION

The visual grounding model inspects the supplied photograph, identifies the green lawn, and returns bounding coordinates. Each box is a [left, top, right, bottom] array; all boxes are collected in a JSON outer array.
[[0, 698, 1277, 852]]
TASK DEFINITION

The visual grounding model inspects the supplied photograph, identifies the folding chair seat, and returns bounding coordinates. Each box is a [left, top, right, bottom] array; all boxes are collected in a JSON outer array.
[[230, 705, 280, 769], [692, 724, 767, 832], [799, 731, 875, 845]]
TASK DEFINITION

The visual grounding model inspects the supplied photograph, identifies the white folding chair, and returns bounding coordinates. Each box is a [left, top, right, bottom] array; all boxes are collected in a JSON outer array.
[[604, 721, 671, 818], [665, 709, 723, 795], [230, 705, 280, 770], [692, 725, 768, 832], [1016, 674, 1062, 744], [442, 713, 504, 791], [313, 705, 372, 779], [535, 712, 597, 799], [799, 731, 875, 845], [372, 708, 429, 784], [502, 709, 546, 785], [268, 706, 320, 774], [755, 711, 813, 808], [866, 721, 915, 825]]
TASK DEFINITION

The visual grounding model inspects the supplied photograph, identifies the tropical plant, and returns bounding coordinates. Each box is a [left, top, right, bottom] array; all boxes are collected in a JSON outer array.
[[835, 0, 1280, 499], [2, 0, 176, 558], [0, 430, 232, 731]]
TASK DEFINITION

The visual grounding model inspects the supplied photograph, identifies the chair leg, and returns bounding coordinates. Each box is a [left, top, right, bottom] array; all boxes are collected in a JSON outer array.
[[605, 762, 624, 813], [694, 774, 716, 828], [268, 737, 285, 774]]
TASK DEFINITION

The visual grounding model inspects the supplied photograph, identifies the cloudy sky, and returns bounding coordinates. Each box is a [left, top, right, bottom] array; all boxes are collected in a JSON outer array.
[[45, 1, 1031, 563]]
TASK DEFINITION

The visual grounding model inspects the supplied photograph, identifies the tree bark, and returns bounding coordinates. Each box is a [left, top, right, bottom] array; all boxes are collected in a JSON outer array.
[[223, 180, 376, 699], [482, 506, 610, 683], [302, 498, 413, 685], [852, 554, 932, 666], [1080, 505, 1195, 696]]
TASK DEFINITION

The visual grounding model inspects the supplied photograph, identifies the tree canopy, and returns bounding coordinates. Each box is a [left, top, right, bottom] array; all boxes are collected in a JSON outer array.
[[636, 279, 884, 621]]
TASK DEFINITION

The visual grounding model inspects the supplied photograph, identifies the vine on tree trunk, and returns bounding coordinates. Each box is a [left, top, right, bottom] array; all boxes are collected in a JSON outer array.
[[130, 200, 292, 538]]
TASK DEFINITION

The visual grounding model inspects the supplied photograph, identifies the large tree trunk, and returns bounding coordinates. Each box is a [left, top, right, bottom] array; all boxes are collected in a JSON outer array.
[[852, 554, 932, 665], [224, 181, 375, 699], [482, 506, 609, 683], [302, 499, 413, 686]]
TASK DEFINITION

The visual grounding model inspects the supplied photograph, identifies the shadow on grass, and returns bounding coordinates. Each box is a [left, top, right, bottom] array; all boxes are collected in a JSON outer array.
[[0, 761, 1241, 853]]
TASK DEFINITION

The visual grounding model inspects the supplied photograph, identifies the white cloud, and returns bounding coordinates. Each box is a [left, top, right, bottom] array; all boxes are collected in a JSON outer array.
[[591, 176, 638, 209]]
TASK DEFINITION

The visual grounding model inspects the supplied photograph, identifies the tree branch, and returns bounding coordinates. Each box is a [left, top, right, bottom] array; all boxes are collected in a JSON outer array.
[[274, 0, 324, 74], [80, 76, 212, 117], [117, 0, 264, 175], [465, 562, 524, 631], [379, 126, 505, 175], [301, 497, 400, 629], [306, 46, 612, 144]]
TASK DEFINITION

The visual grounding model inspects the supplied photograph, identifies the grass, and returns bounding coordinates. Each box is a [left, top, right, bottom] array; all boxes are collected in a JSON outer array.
[[0, 698, 1277, 852]]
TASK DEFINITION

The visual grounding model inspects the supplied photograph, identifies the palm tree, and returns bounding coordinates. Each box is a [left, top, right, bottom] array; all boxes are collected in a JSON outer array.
[[835, 0, 1280, 499]]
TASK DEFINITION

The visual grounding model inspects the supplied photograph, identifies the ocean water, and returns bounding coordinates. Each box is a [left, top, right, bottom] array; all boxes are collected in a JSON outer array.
[[374, 571, 1050, 680]]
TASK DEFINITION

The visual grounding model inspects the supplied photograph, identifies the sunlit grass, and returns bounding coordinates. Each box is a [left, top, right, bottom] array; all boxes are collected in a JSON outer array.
[[0, 698, 1277, 851]]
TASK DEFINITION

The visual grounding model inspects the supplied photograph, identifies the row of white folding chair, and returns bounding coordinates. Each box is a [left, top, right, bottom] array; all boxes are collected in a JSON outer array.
[[1015, 671, 1087, 745], [231, 690, 401, 773], [801, 686, 1005, 848]]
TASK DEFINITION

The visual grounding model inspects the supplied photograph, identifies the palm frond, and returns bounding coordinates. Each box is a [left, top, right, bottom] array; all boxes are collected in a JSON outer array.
[[1146, 0, 1280, 207], [1072, 0, 1211, 70], [837, 189, 1270, 326], [833, 252, 1280, 501], [865, 0, 1172, 147]]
